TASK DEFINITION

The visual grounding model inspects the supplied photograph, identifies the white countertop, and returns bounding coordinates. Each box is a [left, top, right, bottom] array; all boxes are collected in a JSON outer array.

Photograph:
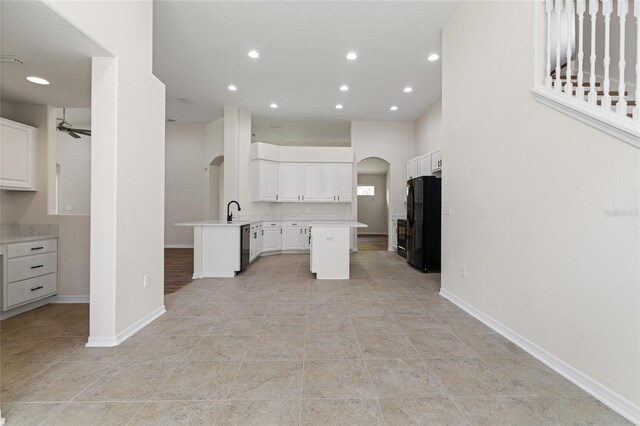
[[0, 235, 59, 244], [176, 218, 362, 227], [307, 221, 367, 228]]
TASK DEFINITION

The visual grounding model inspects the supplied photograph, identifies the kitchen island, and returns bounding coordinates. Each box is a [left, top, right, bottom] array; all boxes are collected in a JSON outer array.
[[175, 219, 366, 279], [308, 221, 367, 279]]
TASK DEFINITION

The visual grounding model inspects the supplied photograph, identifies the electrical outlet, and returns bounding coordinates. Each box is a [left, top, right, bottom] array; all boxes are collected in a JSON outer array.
[[442, 205, 451, 215], [143, 274, 150, 288], [64, 205, 73, 211], [306, 208, 311, 213], [461, 267, 467, 279]]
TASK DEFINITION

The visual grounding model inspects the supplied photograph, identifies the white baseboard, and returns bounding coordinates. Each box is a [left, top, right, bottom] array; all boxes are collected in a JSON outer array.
[[440, 289, 640, 425], [86, 305, 166, 348], [52, 295, 89, 303], [164, 244, 194, 249]]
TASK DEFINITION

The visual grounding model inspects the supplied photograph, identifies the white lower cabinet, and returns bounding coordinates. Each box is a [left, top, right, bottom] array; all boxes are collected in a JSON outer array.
[[303, 226, 311, 250], [249, 224, 263, 262], [2, 238, 58, 311], [262, 227, 282, 252], [283, 222, 304, 250]]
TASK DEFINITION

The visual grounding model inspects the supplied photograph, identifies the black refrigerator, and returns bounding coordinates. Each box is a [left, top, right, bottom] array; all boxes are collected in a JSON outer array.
[[406, 176, 441, 272]]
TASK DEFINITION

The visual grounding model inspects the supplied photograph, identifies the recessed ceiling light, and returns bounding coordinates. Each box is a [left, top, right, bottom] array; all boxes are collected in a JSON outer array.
[[228, 84, 237, 91], [335, 104, 343, 110], [346, 52, 358, 61], [270, 103, 278, 109], [248, 50, 260, 59], [340, 85, 349, 92], [390, 106, 398, 111], [403, 87, 413, 93], [428, 53, 440, 62], [26, 76, 49, 85]]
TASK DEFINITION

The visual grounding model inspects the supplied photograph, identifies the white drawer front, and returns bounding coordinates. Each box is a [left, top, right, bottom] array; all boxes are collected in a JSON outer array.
[[262, 221, 282, 228], [7, 273, 57, 308], [7, 239, 57, 258], [8, 252, 57, 283]]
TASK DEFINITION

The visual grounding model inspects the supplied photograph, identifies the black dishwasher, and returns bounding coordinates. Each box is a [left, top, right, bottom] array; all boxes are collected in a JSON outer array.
[[239, 224, 250, 274]]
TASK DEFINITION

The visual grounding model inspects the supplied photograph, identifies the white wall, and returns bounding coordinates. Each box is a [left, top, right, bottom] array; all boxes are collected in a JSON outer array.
[[56, 126, 91, 214], [48, 0, 166, 344], [415, 99, 442, 155], [205, 118, 224, 219], [351, 121, 416, 250], [441, 0, 639, 413], [356, 174, 388, 234], [0, 104, 90, 297], [165, 123, 206, 246]]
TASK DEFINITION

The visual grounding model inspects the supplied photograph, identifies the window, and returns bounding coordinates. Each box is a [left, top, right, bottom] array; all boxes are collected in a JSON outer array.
[[357, 185, 375, 196]]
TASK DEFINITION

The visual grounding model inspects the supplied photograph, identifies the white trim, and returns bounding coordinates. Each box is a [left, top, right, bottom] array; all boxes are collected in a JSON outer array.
[[192, 272, 203, 279], [52, 295, 89, 303], [0, 296, 54, 320], [356, 232, 389, 236], [86, 305, 166, 347], [164, 244, 194, 249], [440, 289, 640, 425], [532, 88, 640, 149]]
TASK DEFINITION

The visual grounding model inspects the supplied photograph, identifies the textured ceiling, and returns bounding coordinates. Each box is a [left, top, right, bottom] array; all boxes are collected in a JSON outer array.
[[0, 1, 109, 108]]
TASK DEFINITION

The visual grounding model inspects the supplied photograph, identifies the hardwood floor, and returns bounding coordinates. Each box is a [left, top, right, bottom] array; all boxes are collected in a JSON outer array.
[[357, 234, 388, 251], [164, 248, 194, 294]]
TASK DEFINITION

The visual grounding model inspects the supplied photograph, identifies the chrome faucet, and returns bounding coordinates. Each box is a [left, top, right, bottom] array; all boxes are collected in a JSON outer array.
[[226, 200, 241, 222]]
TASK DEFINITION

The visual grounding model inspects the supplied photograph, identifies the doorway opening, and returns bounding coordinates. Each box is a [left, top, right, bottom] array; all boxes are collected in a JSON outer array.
[[356, 157, 390, 251]]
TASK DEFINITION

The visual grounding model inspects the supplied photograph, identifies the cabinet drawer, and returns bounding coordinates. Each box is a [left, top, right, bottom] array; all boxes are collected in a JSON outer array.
[[262, 221, 282, 228], [6, 273, 57, 308], [7, 239, 57, 258], [283, 221, 303, 227], [8, 252, 57, 283]]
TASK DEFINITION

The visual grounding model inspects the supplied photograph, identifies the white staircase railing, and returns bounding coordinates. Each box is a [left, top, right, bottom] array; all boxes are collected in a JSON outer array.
[[534, 0, 640, 148]]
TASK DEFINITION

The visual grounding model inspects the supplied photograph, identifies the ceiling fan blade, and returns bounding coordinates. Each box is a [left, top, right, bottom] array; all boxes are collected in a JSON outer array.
[[67, 131, 81, 139]]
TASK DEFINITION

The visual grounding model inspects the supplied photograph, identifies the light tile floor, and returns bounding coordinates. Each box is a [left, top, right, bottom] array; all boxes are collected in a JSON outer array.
[[0, 252, 632, 425]]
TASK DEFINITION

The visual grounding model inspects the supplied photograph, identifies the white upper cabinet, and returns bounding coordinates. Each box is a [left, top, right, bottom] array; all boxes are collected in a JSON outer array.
[[301, 164, 321, 202], [406, 158, 418, 181], [320, 164, 337, 202], [419, 153, 432, 177], [253, 160, 279, 201], [280, 163, 301, 202], [336, 163, 352, 202], [0, 118, 38, 191], [431, 149, 442, 172]]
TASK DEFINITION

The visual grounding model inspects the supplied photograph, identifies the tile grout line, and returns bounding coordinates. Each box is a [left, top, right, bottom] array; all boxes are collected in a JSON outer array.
[[346, 297, 388, 426]]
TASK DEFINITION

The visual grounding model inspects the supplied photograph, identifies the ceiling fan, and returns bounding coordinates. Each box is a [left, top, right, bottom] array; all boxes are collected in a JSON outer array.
[[56, 108, 91, 139]]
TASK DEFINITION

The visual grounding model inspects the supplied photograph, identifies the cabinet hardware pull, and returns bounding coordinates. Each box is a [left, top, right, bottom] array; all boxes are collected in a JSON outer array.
[[280, 229, 282, 234], [276, 195, 278, 200], [302, 195, 304, 201], [30, 286, 44, 292], [300, 229, 302, 234], [31, 247, 44, 251], [337, 195, 340, 201], [261, 230, 263, 235], [31, 265, 44, 269]]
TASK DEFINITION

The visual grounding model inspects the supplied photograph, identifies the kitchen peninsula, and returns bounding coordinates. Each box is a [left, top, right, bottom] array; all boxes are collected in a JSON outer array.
[[176, 219, 366, 279]]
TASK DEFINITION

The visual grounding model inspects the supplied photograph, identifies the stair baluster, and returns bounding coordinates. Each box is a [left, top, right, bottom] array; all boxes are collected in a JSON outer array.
[[576, 0, 586, 100], [601, 0, 613, 110], [564, 0, 574, 96], [587, 0, 599, 105], [616, 0, 629, 117], [545, 0, 554, 89], [635, 0, 640, 122], [555, 0, 564, 92]]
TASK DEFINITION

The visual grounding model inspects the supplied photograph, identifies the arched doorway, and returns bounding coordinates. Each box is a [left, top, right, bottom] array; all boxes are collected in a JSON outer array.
[[356, 157, 390, 251], [207, 155, 224, 220]]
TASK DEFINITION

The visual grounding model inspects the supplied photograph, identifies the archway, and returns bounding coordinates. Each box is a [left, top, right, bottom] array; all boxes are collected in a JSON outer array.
[[356, 157, 390, 251], [208, 155, 224, 220]]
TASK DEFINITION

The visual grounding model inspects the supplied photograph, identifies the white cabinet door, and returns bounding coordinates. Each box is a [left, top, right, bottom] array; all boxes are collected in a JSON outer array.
[[320, 164, 337, 202], [284, 226, 303, 250], [0, 118, 37, 191], [257, 229, 263, 256], [254, 160, 279, 201], [301, 163, 321, 202], [263, 227, 282, 252], [431, 149, 442, 172], [336, 164, 352, 202], [419, 154, 432, 177], [406, 158, 418, 181], [280, 163, 301, 202]]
